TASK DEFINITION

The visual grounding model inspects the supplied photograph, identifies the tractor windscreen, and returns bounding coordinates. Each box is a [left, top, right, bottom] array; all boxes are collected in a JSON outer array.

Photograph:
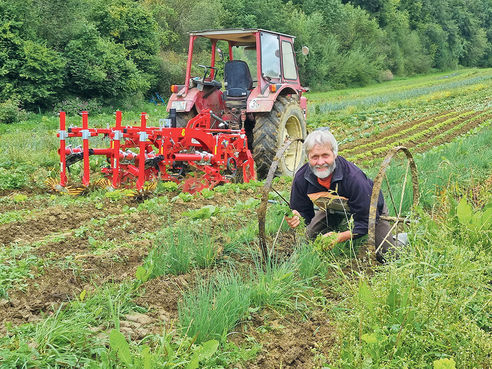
[[260, 32, 281, 80]]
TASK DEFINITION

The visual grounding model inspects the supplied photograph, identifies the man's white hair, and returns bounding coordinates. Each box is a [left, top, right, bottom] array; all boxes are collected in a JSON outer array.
[[304, 128, 338, 157]]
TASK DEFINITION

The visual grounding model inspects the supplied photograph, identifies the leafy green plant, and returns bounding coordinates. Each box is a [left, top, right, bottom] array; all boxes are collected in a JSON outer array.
[[183, 205, 220, 220], [456, 196, 492, 232], [105, 189, 136, 201], [137, 196, 169, 214], [171, 192, 193, 202], [199, 188, 215, 199], [157, 181, 178, 192], [312, 233, 339, 253]]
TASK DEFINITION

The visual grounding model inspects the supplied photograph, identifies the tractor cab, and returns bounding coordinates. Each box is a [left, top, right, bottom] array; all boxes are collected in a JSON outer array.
[[167, 29, 308, 178]]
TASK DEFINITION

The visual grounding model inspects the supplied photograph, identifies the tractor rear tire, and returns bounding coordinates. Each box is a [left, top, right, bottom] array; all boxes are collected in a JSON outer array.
[[253, 96, 306, 179], [176, 110, 196, 128]]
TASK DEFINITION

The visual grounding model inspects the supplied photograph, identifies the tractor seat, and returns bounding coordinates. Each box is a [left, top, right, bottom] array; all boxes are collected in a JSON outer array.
[[224, 60, 253, 104]]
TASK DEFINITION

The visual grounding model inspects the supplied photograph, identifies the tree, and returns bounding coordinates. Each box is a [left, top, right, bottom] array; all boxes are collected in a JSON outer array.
[[91, 0, 161, 89], [0, 20, 65, 108], [64, 24, 146, 101]]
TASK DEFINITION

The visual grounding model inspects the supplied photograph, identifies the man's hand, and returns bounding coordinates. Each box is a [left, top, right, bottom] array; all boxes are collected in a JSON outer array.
[[285, 209, 301, 229], [324, 230, 352, 244]]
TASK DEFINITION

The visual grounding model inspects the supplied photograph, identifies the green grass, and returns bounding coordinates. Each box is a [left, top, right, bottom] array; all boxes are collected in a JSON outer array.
[[0, 245, 45, 298], [178, 271, 251, 344], [145, 226, 220, 277], [0, 283, 137, 368], [330, 197, 491, 368]]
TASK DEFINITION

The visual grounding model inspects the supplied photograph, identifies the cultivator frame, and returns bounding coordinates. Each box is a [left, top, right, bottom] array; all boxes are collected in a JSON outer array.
[[56, 110, 256, 193]]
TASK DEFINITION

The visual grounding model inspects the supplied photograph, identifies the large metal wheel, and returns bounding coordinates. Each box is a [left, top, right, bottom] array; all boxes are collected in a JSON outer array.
[[253, 96, 306, 179], [368, 146, 419, 257], [257, 138, 303, 262]]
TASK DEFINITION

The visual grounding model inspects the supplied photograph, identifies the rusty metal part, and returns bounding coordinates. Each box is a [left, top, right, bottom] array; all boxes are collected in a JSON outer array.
[[368, 146, 419, 255], [257, 138, 303, 261]]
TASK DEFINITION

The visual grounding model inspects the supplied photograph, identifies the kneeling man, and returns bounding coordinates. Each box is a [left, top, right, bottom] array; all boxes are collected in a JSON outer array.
[[285, 128, 396, 262]]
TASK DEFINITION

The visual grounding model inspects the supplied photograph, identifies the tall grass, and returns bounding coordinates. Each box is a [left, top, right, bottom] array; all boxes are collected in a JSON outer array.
[[331, 196, 491, 367], [146, 226, 219, 277], [0, 283, 136, 368], [178, 271, 251, 344]]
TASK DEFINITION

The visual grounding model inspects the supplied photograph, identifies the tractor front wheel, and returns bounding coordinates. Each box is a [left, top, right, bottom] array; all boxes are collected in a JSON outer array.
[[252, 96, 306, 179]]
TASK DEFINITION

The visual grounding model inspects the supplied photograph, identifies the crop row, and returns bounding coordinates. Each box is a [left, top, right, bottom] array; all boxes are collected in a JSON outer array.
[[341, 111, 462, 155], [346, 109, 490, 163], [413, 112, 492, 152], [315, 72, 492, 113]]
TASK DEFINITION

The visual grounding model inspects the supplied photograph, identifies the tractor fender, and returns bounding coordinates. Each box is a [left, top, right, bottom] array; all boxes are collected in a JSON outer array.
[[246, 86, 304, 115]]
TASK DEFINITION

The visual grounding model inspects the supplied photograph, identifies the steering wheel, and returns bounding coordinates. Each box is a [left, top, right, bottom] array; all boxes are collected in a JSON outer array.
[[195, 65, 222, 89], [198, 65, 217, 81]]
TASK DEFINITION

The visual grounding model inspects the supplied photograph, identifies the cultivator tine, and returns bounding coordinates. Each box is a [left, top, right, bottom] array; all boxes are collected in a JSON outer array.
[[66, 186, 87, 196], [45, 178, 85, 196], [45, 178, 69, 193], [143, 181, 157, 192], [91, 178, 112, 190]]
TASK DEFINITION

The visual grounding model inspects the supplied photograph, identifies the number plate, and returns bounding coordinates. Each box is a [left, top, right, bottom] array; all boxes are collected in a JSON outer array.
[[171, 101, 187, 111]]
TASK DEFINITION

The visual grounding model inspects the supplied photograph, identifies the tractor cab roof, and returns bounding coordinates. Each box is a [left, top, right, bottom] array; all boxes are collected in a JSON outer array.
[[189, 28, 295, 45]]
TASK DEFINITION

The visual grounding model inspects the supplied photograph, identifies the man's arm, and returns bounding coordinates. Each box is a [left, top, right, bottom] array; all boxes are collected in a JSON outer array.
[[289, 175, 315, 225]]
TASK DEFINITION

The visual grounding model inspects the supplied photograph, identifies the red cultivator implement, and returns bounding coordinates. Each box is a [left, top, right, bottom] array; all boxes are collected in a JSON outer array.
[[54, 110, 256, 193]]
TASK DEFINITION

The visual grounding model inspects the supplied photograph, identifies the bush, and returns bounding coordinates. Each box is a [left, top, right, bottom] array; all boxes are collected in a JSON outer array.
[[64, 24, 147, 102], [0, 98, 27, 124], [0, 23, 65, 110], [52, 97, 103, 116]]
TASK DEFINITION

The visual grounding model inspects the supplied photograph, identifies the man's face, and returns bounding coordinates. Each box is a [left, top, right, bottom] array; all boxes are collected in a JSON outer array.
[[308, 144, 336, 179]]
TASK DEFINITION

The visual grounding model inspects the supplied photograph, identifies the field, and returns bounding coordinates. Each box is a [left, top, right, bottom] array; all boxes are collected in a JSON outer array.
[[0, 68, 491, 368]]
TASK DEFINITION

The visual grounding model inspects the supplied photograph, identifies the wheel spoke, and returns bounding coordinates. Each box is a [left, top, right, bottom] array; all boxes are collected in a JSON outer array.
[[375, 219, 400, 254], [398, 160, 410, 220], [384, 174, 398, 217]]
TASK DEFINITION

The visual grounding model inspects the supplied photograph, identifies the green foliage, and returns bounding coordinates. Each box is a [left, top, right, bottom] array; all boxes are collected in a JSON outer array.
[[1, 0, 491, 111], [433, 358, 456, 369], [52, 96, 103, 116], [186, 339, 219, 369], [456, 196, 492, 232], [312, 233, 338, 253], [145, 226, 219, 277], [0, 21, 65, 109], [64, 24, 147, 101], [0, 98, 26, 124], [0, 283, 137, 367], [0, 166, 29, 190], [250, 257, 308, 310], [183, 205, 220, 220], [334, 199, 491, 367], [91, 0, 160, 90]]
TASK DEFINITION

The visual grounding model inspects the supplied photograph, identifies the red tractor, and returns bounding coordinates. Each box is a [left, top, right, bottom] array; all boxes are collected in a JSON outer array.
[[167, 28, 309, 179]]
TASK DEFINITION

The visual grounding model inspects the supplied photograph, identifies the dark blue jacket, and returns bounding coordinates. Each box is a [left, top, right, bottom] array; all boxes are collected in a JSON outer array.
[[290, 156, 384, 237]]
